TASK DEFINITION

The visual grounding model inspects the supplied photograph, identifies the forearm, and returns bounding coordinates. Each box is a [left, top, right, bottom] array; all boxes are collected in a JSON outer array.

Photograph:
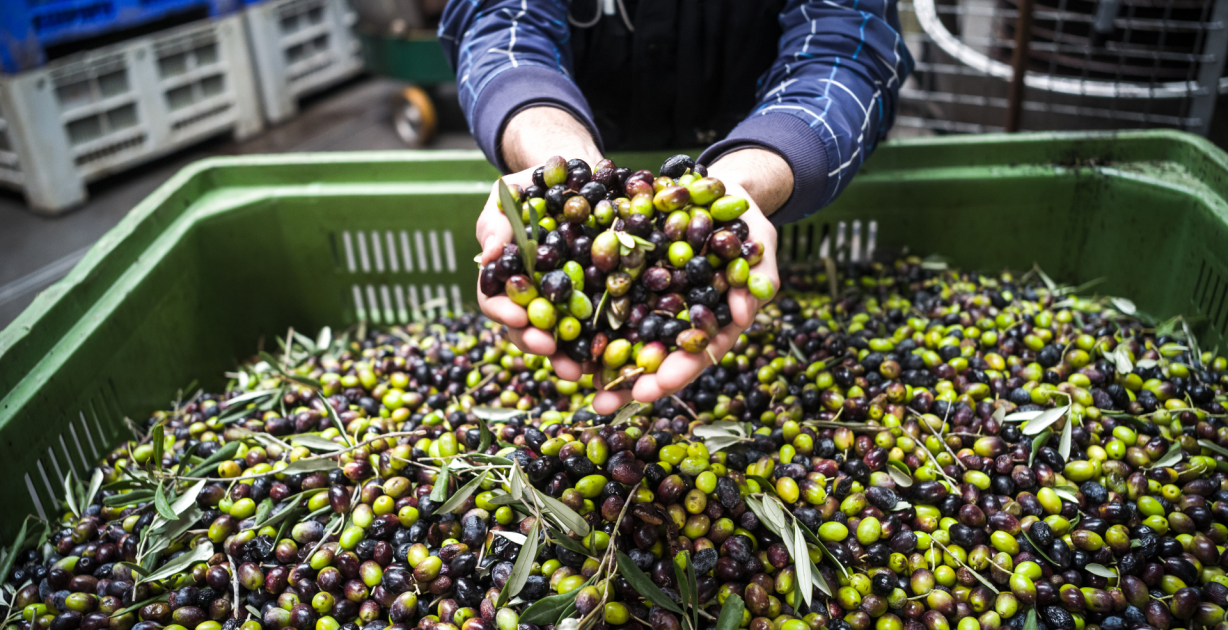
[[500, 107, 604, 173], [706, 148, 794, 219]]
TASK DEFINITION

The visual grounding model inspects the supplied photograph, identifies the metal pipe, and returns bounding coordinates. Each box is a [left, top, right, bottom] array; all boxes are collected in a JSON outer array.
[[1006, 0, 1035, 132]]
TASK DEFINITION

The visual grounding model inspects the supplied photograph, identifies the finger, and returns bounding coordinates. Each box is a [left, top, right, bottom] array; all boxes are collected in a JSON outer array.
[[631, 373, 667, 404], [654, 329, 738, 393], [551, 355, 584, 381], [478, 293, 528, 329], [728, 287, 759, 329], [518, 326, 559, 357], [592, 389, 633, 415], [477, 209, 514, 265]]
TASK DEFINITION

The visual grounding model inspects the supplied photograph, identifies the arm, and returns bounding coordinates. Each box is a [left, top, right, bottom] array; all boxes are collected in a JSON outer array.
[[438, 0, 603, 172], [698, 0, 914, 224]]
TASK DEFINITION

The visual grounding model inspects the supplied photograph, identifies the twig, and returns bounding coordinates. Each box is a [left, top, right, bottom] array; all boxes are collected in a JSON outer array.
[[226, 554, 242, 619]]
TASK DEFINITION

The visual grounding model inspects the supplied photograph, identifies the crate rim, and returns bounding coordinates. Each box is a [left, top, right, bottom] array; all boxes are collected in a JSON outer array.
[[3, 128, 1228, 431]]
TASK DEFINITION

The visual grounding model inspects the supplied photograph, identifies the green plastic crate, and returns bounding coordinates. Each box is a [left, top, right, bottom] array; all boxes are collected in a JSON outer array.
[[2, 130, 1228, 539]]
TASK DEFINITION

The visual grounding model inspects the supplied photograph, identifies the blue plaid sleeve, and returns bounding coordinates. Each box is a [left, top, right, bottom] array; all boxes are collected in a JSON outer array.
[[699, 0, 914, 226], [438, 0, 601, 171]]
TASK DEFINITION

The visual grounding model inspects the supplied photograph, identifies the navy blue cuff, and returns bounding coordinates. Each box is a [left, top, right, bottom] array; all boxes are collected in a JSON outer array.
[[698, 113, 829, 226], [471, 67, 602, 173]]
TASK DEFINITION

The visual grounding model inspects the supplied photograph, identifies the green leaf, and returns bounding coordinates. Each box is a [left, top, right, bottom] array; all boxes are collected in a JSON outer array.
[[1058, 417, 1072, 461], [153, 484, 177, 520], [319, 397, 353, 447], [793, 525, 813, 608], [887, 461, 913, 488], [1022, 607, 1037, 630], [63, 472, 80, 518], [1198, 439, 1228, 458], [1029, 430, 1053, 467], [104, 489, 155, 507], [672, 552, 693, 612], [510, 463, 526, 502], [549, 532, 595, 558], [436, 471, 490, 515], [1085, 563, 1117, 579], [686, 549, 698, 630], [169, 479, 207, 516], [431, 462, 451, 502], [138, 542, 213, 585], [1150, 443, 1184, 469], [519, 583, 587, 625], [151, 425, 165, 470], [1021, 529, 1058, 566], [499, 180, 536, 277], [715, 594, 744, 630], [253, 499, 274, 524], [477, 417, 493, 454], [616, 551, 684, 615], [535, 491, 590, 536], [290, 435, 343, 452], [1021, 406, 1069, 435], [612, 403, 645, 426], [497, 520, 539, 608], [282, 458, 339, 475], [256, 495, 305, 530], [187, 441, 242, 477], [84, 469, 104, 511], [0, 518, 31, 589]]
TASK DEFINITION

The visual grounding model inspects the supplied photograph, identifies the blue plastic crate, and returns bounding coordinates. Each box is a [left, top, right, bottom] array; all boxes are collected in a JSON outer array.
[[0, 0, 241, 72]]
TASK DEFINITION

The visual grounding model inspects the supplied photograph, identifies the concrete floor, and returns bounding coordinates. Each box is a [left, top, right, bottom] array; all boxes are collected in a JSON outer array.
[[0, 76, 478, 329]]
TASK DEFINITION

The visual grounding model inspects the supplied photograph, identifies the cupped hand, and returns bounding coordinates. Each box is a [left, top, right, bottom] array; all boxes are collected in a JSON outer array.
[[590, 181, 779, 414], [474, 169, 589, 383]]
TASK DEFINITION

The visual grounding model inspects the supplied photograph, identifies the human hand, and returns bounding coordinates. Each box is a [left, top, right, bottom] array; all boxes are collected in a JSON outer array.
[[589, 179, 779, 414]]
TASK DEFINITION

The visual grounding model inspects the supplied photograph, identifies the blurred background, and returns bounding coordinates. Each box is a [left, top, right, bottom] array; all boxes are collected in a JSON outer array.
[[2, 0, 1228, 329]]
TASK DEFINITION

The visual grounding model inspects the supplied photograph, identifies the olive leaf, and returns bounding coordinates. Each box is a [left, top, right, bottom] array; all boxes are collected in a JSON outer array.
[[252, 499, 274, 524], [991, 407, 1006, 424], [1022, 607, 1037, 630], [151, 424, 165, 471], [258, 351, 322, 389], [1003, 409, 1043, 423], [498, 180, 536, 277], [1020, 529, 1059, 567], [550, 532, 595, 558], [887, 461, 913, 488], [672, 552, 693, 614], [612, 402, 645, 426], [492, 530, 528, 545], [692, 423, 746, 439], [1021, 406, 1069, 436], [1111, 297, 1137, 315], [793, 525, 813, 607], [714, 593, 744, 630], [1029, 430, 1052, 467], [1058, 417, 1072, 461], [436, 471, 490, 515], [477, 417, 493, 454], [615, 232, 637, 249], [83, 468, 104, 511], [1198, 439, 1228, 458], [316, 326, 332, 352], [1149, 444, 1184, 469], [472, 407, 527, 423], [535, 491, 590, 536], [103, 489, 155, 507], [282, 458, 339, 474], [761, 497, 788, 532], [187, 441, 241, 476], [431, 462, 451, 502], [1085, 563, 1117, 579], [497, 520, 539, 607], [1053, 487, 1080, 504], [153, 483, 177, 520], [255, 495, 304, 530], [111, 593, 169, 618], [510, 463, 526, 502], [616, 552, 684, 615], [319, 397, 353, 447], [519, 578, 593, 625], [137, 542, 213, 585], [0, 518, 31, 589], [291, 434, 343, 452], [703, 435, 745, 453], [629, 235, 657, 251]]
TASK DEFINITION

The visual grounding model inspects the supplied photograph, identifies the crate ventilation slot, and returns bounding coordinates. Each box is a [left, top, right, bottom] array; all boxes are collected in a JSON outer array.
[[171, 103, 232, 131], [350, 283, 463, 324], [778, 220, 878, 265], [74, 133, 146, 166], [340, 229, 455, 274], [1193, 259, 1228, 336], [24, 407, 110, 522]]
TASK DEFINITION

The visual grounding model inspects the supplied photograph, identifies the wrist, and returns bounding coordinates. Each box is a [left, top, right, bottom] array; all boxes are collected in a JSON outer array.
[[501, 106, 603, 172], [706, 148, 794, 217]]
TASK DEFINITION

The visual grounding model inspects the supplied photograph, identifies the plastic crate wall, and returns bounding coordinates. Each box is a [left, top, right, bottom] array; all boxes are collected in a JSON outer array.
[[0, 0, 242, 73], [243, 0, 363, 125], [0, 14, 263, 213]]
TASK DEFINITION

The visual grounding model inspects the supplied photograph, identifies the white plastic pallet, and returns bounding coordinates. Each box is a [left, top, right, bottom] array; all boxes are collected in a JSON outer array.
[[0, 14, 264, 214], [244, 0, 364, 125]]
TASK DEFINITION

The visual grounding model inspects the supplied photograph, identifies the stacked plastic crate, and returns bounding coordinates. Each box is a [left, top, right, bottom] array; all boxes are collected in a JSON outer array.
[[242, 0, 364, 125], [0, 0, 264, 213]]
